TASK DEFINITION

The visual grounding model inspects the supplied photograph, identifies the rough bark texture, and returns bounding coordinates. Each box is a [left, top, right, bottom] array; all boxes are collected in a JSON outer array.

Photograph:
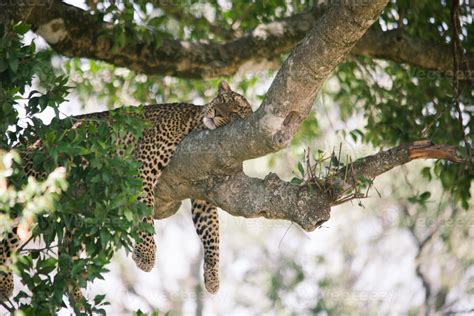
[[6, 0, 473, 79], [149, 0, 390, 226]]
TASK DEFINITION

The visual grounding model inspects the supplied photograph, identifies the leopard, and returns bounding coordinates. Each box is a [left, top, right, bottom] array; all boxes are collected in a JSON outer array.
[[0, 81, 252, 303], [126, 80, 252, 293]]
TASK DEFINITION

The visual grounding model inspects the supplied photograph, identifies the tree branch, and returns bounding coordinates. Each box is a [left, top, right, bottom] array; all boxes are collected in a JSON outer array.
[[150, 0, 390, 224], [155, 170, 333, 231], [331, 140, 463, 192], [155, 140, 462, 231], [6, 0, 473, 79], [352, 28, 473, 81]]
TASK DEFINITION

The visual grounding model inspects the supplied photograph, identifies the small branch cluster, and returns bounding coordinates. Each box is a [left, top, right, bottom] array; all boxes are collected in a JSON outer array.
[[289, 146, 373, 208]]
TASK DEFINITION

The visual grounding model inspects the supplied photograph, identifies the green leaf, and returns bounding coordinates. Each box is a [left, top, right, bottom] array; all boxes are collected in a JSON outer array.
[[0, 59, 7, 72], [13, 22, 30, 35], [419, 191, 431, 201], [94, 294, 106, 305], [100, 229, 111, 248], [421, 167, 432, 181], [290, 177, 304, 185], [9, 57, 19, 73], [37, 257, 57, 274], [297, 162, 305, 177], [124, 209, 133, 221]]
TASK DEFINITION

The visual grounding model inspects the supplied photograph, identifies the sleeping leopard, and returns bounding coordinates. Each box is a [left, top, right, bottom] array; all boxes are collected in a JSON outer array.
[[0, 81, 252, 303]]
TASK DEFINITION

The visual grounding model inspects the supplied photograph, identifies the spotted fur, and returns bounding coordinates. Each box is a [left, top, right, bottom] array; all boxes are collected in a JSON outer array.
[[0, 228, 19, 301]]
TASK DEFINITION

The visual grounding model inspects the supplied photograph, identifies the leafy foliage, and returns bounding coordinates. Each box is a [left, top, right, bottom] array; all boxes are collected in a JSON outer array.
[[1, 22, 151, 313]]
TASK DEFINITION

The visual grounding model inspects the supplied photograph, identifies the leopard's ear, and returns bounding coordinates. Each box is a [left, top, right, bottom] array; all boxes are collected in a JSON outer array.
[[218, 80, 231, 94]]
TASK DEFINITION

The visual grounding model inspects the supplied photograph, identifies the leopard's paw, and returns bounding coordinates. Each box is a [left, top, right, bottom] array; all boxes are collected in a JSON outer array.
[[204, 267, 219, 294], [132, 239, 156, 272]]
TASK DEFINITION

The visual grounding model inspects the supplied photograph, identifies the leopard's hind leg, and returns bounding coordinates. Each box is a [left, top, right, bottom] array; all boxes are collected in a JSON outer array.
[[191, 200, 220, 294], [61, 228, 87, 309]]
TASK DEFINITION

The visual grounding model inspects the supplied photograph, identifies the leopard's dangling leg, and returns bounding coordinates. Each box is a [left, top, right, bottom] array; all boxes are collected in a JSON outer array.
[[131, 134, 182, 272], [113, 132, 157, 272], [131, 211, 156, 272], [62, 228, 86, 309], [191, 200, 220, 294], [0, 228, 20, 302], [132, 158, 159, 272]]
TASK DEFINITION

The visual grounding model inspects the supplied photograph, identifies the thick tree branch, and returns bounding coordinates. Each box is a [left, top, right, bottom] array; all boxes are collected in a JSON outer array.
[[155, 168, 333, 231], [352, 28, 473, 81], [155, 171, 332, 231], [155, 140, 462, 231], [6, 0, 473, 79]]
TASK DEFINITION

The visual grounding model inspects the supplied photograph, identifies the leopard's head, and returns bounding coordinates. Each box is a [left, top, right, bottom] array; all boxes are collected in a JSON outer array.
[[203, 81, 253, 130]]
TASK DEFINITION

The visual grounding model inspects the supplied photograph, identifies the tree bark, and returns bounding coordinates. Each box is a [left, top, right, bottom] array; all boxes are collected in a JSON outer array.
[[5, 0, 472, 79]]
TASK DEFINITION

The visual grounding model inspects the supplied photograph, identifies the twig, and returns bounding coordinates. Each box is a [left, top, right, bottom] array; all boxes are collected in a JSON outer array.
[[446, 308, 474, 315], [16, 235, 34, 252], [337, 142, 342, 169], [20, 244, 58, 254], [1, 300, 14, 313], [343, 155, 350, 184], [278, 223, 294, 249]]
